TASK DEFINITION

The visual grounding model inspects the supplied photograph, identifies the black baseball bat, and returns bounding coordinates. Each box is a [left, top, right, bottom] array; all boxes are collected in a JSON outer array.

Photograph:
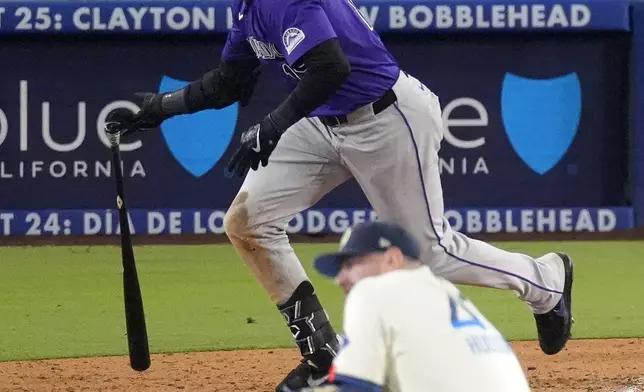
[[106, 122, 151, 372]]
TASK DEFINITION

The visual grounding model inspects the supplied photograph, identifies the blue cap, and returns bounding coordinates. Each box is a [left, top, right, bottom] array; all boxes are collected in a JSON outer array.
[[314, 221, 421, 278]]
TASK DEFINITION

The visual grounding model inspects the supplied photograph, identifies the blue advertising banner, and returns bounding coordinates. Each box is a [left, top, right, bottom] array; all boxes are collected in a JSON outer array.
[[0, 207, 633, 236], [631, 0, 644, 226], [0, 0, 630, 35], [0, 33, 630, 218]]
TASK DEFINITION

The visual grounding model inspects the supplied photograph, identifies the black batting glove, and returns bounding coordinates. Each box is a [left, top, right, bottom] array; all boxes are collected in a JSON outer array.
[[226, 115, 283, 178], [126, 92, 171, 134], [106, 92, 171, 137]]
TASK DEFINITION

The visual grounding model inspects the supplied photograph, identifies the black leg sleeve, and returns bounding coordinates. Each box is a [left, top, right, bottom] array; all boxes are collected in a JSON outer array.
[[278, 281, 341, 371]]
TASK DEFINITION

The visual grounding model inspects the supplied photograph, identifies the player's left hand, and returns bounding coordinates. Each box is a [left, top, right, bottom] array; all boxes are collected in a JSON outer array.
[[105, 93, 170, 137], [226, 116, 283, 177]]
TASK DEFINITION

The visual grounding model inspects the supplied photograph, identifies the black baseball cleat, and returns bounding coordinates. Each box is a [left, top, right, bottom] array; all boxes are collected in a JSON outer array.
[[534, 252, 574, 355], [275, 359, 329, 392]]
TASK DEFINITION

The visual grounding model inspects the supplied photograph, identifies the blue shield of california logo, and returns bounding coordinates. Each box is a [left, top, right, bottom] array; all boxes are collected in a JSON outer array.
[[158, 76, 239, 177], [501, 73, 581, 175]]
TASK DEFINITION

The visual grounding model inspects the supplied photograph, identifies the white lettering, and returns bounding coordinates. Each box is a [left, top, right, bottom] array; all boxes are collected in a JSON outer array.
[[473, 157, 489, 174], [439, 158, 455, 175], [194, 212, 207, 234], [571, 4, 591, 27], [467, 211, 482, 233], [436, 6, 453, 28], [442, 98, 488, 149], [95, 161, 110, 177], [92, 7, 107, 30], [127, 7, 147, 30], [307, 211, 326, 234], [287, 213, 304, 233], [536, 209, 556, 232], [521, 210, 534, 232], [74, 161, 88, 178], [42, 102, 86, 152], [598, 209, 617, 232], [353, 210, 366, 225], [532, 5, 546, 28], [49, 161, 66, 178], [329, 211, 349, 233], [507, 5, 528, 28], [105, 212, 112, 235], [167, 7, 190, 30], [168, 212, 182, 234], [130, 160, 146, 177], [575, 209, 595, 232], [149, 7, 165, 30], [491, 5, 505, 28], [0, 213, 14, 235], [456, 6, 473, 28], [506, 210, 518, 233], [0, 162, 10, 179], [547, 5, 568, 27], [207, 211, 226, 234], [358, 6, 379, 27], [148, 212, 165, 235], [560, 209, 573, 232], [486, 210, 502, 233], [108, 8, 129, 30], [409, 5, 433, 29], [193, 7, 215, 30], [389, 6, 406, 28], [476, 5, 490, 28], [20, 81, 28, 151], [73, 7, 91, 30], [84, 212, 101, 235], [32, 161, 43, 177], [0, 109, 7, 147]]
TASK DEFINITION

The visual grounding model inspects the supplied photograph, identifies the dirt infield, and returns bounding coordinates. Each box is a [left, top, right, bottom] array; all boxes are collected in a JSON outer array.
[[1, 339, 643, 392]]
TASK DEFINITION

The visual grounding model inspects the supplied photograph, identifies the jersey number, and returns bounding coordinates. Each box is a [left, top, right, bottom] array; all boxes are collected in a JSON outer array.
[[449, 293, 486, 330], [346, 0, 374, 31]]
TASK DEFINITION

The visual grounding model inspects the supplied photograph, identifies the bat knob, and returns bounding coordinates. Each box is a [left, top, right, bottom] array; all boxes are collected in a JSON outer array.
[[105, 122, 123, 147]]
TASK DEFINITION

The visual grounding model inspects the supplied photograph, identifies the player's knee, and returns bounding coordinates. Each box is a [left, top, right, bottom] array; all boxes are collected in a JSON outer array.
[[224, 191, 254, 241], [224, 205, 249, 240]]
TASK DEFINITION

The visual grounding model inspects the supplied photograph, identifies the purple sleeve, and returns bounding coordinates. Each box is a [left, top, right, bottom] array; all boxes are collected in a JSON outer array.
[[222, 26, 256, 62], [274, 0, 338, 65]]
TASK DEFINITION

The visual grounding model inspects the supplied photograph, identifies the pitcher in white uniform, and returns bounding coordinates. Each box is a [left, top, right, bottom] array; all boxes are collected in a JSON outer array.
[[297, 221, 533, 392]]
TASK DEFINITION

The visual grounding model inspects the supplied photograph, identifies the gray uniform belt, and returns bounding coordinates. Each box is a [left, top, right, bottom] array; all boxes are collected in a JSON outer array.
[[318, 88, 397, 127]]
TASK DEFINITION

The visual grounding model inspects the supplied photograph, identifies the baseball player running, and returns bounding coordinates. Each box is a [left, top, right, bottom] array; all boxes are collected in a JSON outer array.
[[292, 220, 533, 392], [106, 0, 574, 390]]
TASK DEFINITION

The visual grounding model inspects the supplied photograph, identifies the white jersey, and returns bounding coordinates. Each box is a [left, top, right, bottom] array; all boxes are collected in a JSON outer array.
[[329, 266, 532, 392]]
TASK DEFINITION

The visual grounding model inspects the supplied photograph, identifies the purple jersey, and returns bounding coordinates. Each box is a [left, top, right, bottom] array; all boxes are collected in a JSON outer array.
[[223, 0, 400, 116]]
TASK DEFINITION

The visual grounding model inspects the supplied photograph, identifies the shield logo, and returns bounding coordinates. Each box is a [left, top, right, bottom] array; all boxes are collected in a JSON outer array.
[[158, 76, 239, 177], [501, 73, 581, 175]]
